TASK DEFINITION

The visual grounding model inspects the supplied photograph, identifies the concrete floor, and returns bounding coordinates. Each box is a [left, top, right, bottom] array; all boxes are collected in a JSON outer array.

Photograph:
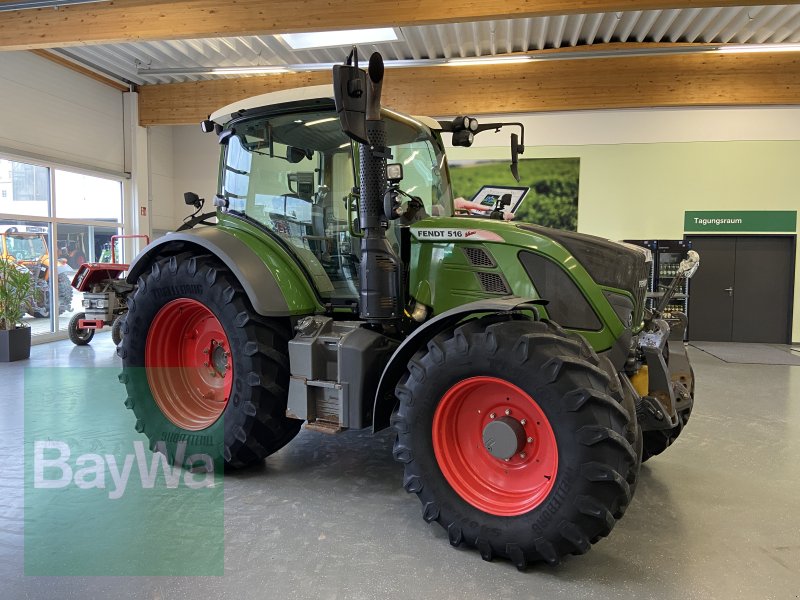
[[1, 335, 799, 599]]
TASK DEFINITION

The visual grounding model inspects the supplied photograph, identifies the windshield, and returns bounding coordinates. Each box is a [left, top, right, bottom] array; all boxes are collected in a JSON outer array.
[[220, 105, 453, 300], [4, 234, 46, 260]]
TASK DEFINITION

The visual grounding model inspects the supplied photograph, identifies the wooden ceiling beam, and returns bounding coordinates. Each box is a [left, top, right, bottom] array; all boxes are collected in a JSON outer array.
[[138, 51, 800, 126], [0, 0, 787, 51]]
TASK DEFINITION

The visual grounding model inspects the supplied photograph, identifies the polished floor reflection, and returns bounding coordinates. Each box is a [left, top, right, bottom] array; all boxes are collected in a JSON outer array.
[[1, 335, 799, 598]]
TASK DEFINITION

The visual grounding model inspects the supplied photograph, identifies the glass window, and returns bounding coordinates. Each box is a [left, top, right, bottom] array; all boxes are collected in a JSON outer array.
[[222, 110, 359, 300], [56, 224, 123, 323], [390, 139, 450, 217], [221, 109, 454, 301], [0, 154, 126, 341], [0, 159, 50, 217], [54, 170, 122, 222]]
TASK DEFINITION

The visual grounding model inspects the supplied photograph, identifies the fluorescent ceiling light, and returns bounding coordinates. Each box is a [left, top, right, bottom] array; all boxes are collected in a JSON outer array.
[[211, 66, 289, 75], [715, 43, 800, 54], [281, 28, 401, 50], [448, 56, 533, 67]]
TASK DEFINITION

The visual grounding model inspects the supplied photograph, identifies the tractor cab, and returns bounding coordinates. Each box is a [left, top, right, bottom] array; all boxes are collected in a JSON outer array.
[[213, 90, 453, 304]]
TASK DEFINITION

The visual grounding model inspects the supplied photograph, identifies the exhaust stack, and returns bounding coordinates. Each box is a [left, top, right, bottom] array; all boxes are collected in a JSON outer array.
[[333, 50, 403, 323]]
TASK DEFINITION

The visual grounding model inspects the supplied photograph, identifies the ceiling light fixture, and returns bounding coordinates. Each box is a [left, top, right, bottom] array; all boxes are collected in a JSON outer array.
[[715, 43, 800, 54], [447, 56, 533, 66], [280, 27, 402, 50], [134, 43, 800, 79], [139, 65, 291, 76], [211, 66, 289, 75]]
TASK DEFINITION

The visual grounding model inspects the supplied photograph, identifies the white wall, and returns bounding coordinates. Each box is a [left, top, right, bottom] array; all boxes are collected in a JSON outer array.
[[148, 126, 175, 232], [0, 51, 124, 174], [147, 124, 219, 232], [448, 107, 800, 342]]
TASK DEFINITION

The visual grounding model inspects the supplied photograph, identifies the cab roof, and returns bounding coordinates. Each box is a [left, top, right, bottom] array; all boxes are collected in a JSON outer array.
[[209, 84, 442, 132]]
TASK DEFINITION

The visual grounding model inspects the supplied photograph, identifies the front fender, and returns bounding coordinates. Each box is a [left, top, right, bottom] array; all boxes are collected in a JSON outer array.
[[372, 297, 542, 431], [127, 227, 323, 317]]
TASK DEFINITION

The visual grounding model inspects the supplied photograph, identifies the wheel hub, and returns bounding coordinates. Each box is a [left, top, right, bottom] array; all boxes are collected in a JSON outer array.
[[210, 341, 229, 377], [482, 416, 526, 460], [145, 298, 233, 431], [432, 376, 558, 516]]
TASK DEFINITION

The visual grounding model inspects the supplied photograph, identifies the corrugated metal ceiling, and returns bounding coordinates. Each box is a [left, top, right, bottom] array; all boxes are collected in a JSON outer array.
[[51, 4, 800, 85]]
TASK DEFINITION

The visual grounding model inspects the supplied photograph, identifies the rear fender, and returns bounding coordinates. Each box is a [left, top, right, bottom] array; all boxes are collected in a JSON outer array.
[[372, 297, 541, 432], [127, 227, 323, 317]]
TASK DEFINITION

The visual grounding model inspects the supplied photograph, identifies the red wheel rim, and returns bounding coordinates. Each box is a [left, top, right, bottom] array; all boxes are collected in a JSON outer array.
[[432, 376, 558, 517], [145, 298, 233, 431]]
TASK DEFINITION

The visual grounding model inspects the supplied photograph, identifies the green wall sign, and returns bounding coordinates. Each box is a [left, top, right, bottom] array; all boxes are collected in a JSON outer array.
[[684, 211, 797, 232]]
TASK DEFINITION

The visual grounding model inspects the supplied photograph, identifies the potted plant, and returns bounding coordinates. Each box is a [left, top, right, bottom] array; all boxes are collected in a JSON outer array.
[[0, 257, 33, 362]]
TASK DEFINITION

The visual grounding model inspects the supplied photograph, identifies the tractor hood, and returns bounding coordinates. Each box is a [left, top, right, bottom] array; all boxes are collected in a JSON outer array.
[[516, 222, 652, 312]]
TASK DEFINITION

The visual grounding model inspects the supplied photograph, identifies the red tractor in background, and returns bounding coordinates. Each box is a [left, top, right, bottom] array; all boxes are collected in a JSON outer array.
[[68, 235, 148, 345]]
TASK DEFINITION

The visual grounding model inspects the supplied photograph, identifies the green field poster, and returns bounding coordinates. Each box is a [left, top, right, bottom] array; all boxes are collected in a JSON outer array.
[[449, 157, 580, 231]]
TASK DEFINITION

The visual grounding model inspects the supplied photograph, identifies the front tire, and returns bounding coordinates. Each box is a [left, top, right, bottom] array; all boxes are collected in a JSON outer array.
[[68, 312, 94, 345], [392, 317, 638, 568], [118, 253, 303, 469]]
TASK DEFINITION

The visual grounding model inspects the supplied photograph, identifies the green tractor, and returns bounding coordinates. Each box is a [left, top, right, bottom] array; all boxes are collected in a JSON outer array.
[[119, 50, 699, 567]]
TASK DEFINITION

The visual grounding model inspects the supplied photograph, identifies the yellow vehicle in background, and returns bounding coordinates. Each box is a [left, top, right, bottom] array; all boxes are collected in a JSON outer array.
[[0, 226, 73, 318]]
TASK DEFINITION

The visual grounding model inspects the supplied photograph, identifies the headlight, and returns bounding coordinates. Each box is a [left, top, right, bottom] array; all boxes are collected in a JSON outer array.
[[82, 300, 92, 308], [95, 300, 107, 309]]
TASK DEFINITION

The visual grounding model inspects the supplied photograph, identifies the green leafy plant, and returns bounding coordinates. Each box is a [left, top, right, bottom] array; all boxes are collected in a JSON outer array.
[[0, 258, 32, 331]]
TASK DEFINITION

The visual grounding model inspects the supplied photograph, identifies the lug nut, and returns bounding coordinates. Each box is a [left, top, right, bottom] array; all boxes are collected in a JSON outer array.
[[505, 409, 511, 416], [203, 348, 209, 354], [489, 413, 496, 419], [520, 419, 527, 425], [520, 452, 527, 459], [504, 458, 510, 462], [527, 437, 533, 443]]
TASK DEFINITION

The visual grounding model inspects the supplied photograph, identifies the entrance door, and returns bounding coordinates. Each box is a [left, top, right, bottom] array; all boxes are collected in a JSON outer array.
[[687, 235, 795, 343]]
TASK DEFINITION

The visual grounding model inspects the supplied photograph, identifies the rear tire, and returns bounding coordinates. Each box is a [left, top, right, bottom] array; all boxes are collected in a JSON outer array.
[[68, 312, 94, 345], [118, 253, 303, 469], [392, 317, 638, 568]]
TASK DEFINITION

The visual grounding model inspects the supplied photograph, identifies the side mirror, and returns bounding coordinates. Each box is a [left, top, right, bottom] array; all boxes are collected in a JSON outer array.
[[333, 48, 369, 145], [510, 133, 524, 183], [200, 119, 215, 133]]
